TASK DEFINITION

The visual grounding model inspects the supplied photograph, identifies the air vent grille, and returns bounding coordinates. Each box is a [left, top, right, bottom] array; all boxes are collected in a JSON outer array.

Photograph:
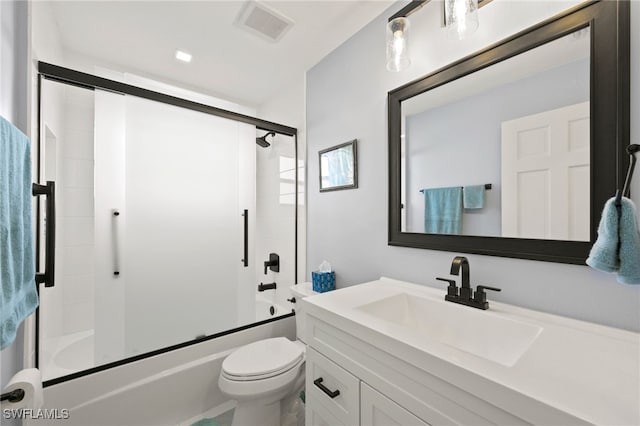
[[236, 1, 293, 43]]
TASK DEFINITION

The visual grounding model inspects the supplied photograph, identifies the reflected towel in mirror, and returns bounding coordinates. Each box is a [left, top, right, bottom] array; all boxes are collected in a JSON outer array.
[[422, 187, 463, 235], [463, 185, 485, 209]]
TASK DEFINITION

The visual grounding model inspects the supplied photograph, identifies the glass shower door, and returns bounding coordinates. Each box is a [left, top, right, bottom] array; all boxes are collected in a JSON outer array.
[[38, 79, 255, 380]]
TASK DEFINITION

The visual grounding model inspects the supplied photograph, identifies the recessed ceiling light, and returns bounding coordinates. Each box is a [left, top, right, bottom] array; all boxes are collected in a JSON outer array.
[[175, 50, 192, 63]]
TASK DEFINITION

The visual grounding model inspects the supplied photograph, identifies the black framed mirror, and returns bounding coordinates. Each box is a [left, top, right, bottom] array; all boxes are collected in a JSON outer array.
[[388, 0, 629, 264]]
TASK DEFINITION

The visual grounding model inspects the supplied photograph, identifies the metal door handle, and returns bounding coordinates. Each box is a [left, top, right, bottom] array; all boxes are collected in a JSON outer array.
[[33, 181, 55, 287]]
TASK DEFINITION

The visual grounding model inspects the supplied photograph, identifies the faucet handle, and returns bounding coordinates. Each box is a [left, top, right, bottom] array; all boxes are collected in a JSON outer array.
[[473, 285, 501, 304], [436, 277, 458, 297]]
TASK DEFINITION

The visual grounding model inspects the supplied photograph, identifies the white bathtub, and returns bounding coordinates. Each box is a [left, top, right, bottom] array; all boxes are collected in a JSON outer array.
[[41, 330, 95, 381], [29, 317, 296, 426], [255, 298, 289, 321]]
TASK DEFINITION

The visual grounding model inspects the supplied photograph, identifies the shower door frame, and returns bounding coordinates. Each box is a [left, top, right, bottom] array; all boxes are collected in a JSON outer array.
[[35, 61, 299, 387]]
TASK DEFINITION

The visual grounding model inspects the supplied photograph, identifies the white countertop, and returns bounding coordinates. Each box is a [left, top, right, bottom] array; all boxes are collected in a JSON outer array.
[[302, 277, 640, 425]]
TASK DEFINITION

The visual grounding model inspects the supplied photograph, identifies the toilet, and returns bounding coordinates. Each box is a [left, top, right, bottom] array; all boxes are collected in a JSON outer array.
[[218, 283, 318, 426]]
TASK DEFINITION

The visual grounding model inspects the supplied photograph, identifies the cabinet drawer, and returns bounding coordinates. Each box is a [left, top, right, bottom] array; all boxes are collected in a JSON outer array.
[[306, 347, 359, 426], [361, 382, 430, 426]]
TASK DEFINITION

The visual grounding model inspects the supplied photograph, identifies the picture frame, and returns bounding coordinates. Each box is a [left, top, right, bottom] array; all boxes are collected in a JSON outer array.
[[319, 139, 358, 192]]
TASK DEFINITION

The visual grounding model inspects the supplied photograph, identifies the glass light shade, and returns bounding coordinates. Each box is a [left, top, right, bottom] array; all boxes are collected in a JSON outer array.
[[386, 17, 411, 72], [445, 0, 479, 40]]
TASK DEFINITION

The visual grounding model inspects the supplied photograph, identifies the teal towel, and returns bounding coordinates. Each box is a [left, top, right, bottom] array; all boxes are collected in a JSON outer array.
[[190, 419, 220, 426], [423, 187, 463, 235], [617, 197, 640, 285], [586, 197, 619, 273], [0, 116, 38, 350], [587, 197, 640, 285], [463, 185, 485, 209]]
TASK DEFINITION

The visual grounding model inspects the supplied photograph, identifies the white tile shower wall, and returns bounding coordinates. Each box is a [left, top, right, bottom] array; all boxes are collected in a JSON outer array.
[[59, 86, 96, 335], [255, 141, 301, 307], [306, 0, 640, 331], [38, 81, 65, 344], [256, 74, 306, 310]]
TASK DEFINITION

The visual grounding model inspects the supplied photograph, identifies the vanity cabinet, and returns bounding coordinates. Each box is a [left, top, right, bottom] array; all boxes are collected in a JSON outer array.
[[305, 315, 536, 426], [302, 278, 639, 426], [306, 347, 430, 426]]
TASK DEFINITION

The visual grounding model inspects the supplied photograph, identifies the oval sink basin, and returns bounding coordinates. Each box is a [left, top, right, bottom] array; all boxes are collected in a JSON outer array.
[[355, 292, 542, 367]]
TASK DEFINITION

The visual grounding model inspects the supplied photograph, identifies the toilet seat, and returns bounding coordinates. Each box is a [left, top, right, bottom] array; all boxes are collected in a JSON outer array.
[[222, 337, 304, 382]]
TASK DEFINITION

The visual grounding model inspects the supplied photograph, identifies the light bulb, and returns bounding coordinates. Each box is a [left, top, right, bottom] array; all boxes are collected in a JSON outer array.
[[386, 17, 411, 72], [445, 0, 479, 40]]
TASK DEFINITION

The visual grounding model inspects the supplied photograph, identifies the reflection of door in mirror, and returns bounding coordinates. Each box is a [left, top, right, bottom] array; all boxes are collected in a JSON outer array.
[[401, 27, 590, 240], [501, 102, 590, 241]]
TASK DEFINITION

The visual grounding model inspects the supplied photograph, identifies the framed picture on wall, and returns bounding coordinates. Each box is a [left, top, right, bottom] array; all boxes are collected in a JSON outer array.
[[319, 139, 358, 192]]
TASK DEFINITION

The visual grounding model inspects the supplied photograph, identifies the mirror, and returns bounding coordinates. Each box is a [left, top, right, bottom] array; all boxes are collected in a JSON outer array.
[[402, 29, 590, 240], [389, 1, 629, 264], [319, 140, 358, 192]]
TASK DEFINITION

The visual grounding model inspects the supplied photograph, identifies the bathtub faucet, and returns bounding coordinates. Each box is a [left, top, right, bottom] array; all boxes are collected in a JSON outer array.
[[263, 253, 280, 274], [258, 282, 277, 292]]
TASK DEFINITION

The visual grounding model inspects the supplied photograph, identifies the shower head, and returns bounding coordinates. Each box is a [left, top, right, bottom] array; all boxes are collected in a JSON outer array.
[[256, 132, 276, 148]]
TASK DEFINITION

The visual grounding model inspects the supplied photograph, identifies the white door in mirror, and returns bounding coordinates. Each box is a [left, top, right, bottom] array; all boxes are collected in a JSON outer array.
[[501, 101, 590, 240]]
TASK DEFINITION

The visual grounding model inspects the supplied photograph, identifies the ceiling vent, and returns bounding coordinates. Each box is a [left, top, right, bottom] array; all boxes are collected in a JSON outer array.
[[235, 1, 294, 43]]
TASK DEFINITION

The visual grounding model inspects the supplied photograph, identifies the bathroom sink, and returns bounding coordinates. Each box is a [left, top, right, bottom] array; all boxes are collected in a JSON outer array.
[[355, 292, 542, 367]]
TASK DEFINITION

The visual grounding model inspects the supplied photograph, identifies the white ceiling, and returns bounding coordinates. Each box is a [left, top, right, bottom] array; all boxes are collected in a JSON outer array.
[[49, 0, 396, 107]]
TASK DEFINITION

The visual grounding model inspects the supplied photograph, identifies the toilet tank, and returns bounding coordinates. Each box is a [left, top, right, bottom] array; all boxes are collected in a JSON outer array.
[[289, 282, 319, 344]]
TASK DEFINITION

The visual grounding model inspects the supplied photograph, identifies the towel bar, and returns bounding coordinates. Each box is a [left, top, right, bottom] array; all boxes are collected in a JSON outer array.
[[420, 184, 491, 193]]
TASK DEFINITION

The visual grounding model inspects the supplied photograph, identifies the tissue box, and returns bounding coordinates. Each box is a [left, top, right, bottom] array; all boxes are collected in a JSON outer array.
[[311, 271, 335, 293]]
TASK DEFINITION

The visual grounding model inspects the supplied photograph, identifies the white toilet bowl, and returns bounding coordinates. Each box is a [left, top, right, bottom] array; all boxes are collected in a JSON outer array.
[[218, 283, 318, 426], [218, 338, 306, 426]]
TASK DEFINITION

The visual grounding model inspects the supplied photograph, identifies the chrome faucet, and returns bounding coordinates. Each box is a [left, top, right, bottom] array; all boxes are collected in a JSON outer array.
[[436, 256, 501, 310]]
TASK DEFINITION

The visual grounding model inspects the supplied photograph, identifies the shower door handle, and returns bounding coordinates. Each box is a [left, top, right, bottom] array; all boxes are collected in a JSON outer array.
[[33, 181, 56, 287], [241, 209, 248, 267], [112, 209, 121, 276]]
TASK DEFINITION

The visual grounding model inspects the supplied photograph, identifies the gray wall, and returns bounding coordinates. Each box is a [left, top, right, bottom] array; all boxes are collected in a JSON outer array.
[[1, 0, 29, 421], [405, 58, 589, 236], [306, 1, 640, 331]]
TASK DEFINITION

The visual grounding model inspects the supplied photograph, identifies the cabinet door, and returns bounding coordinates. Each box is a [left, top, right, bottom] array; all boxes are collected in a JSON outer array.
[[306, 347, 360, 426], [361, 382, 430, 426], [307, 398, 347, 426]]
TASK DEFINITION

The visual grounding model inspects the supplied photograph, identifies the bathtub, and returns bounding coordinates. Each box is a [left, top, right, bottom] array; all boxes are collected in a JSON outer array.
[[40, 298, 290, 382], [41, 330, 95, 381], [29, 316, 296, 426], [255, 297, 289, 321]]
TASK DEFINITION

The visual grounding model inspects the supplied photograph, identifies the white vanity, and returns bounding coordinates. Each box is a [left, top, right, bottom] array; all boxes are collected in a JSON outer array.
[[301, 278, 639, 425]]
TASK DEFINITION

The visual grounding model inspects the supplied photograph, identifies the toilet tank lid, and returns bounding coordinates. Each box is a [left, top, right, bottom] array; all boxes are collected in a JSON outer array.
[[289, 282, 318, 298], [222, 337, 303, 378]]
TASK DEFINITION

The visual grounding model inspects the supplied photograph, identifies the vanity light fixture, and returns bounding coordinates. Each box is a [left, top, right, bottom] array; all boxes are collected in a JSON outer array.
[[386, 17, 411, 72], [175, 50, 192, 63], [445, 0, 479, 39], [386, 0, 485, 72], [386, 0, 426, 72]]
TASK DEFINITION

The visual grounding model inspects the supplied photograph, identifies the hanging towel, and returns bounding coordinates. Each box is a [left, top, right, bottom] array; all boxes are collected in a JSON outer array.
[[0, 116, 39, 350], [617, 197, 640, 285], [586, 197, 620, 273], [463, 185, 485, 209], [423, 187, 463, 235]]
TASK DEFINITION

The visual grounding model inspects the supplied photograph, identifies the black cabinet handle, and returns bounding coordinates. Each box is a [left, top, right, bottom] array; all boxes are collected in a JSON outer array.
[[33, 181, 55, 287], [313, 377, 340, 399]]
